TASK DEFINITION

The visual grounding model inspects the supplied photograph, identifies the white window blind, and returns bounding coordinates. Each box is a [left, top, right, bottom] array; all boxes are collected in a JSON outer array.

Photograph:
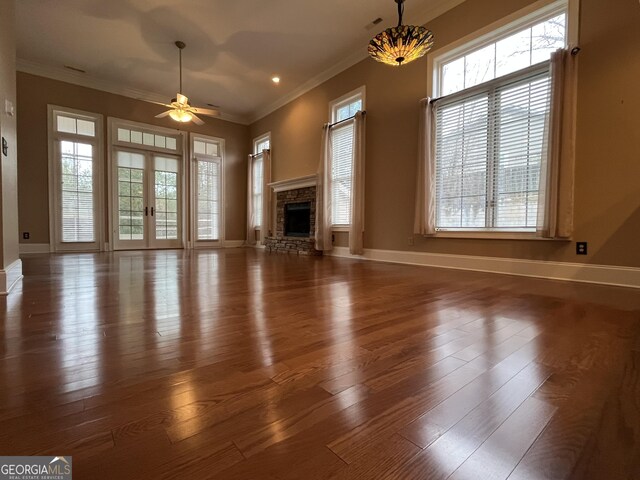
[[331, 123, 354, 226], [196, 159, 221, 240], [435, 65, 551, 231], [252, 155, 263, 227], [60, 140, 95, 242]]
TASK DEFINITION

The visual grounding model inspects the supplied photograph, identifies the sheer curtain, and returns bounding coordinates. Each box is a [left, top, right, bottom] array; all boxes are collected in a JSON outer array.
[[413, 98, 436, 235], [261, 149, 272, 240], [315, 125, 333, 251], [537, 48, 578, 238], [246, 154, 256, 245], [349, 111, 366, 255]]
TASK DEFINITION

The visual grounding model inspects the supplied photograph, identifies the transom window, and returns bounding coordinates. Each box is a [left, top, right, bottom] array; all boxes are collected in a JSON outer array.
[[115, 126, 180, 152], [330, 88, 364, 226], [440, 13, 566, 96], [254, 134, 270, 155], [432, 2, 568, 233]]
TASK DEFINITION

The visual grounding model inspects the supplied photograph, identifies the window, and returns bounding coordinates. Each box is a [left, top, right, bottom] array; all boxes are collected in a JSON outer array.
[[251, 133, 270, 228], [49, 107, 103, 251], [193, 135, 224, 242], [432, 2, 569, 232], [254, 133, 270, 155], [115, 125, 180, 153], [329, 88, 364, 226]]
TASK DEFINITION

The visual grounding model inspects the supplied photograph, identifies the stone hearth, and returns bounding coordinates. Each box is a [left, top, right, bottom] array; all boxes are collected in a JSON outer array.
[[264, 185, 322, 256]]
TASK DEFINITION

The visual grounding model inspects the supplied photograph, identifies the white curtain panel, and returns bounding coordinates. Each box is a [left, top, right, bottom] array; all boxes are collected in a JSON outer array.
[[315, 125, 333, 251], [261, 149, 272, 240], [349, 111, 366, 255], [537, 48, 578, 238], [414, 98, 437, 235], [246, 154, 256, 245]]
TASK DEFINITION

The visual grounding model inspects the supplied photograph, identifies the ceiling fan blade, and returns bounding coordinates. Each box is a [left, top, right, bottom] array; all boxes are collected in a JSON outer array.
[[176, 93, 189, 106], [191, 107, 220, 117], [155, 110, 173, 118], [140, 98, 174, 108], [190, 113, 205, 125]]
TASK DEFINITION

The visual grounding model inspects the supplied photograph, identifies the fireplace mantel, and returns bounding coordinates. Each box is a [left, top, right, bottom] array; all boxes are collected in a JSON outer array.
[[268, 174, 317, 193]]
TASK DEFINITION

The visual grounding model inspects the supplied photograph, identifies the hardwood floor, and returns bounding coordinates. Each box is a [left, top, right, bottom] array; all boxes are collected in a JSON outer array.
[[1, 248, 639, 479]]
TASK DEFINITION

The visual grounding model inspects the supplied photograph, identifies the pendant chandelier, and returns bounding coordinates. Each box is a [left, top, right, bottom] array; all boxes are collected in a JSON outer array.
[[368, 0, 434, 66]]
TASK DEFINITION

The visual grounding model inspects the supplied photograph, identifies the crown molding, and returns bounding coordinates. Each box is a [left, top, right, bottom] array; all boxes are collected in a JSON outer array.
[[16, 59, 250, 125], [249, 0, 466, 124]]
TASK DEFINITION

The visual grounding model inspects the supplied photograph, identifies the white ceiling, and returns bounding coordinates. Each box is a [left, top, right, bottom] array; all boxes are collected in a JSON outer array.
[[16, 0, 461, 123]]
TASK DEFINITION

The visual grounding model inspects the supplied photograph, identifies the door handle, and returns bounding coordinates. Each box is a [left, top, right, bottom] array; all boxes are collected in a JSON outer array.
[[145, 207, 148, 216], [151, 207, 154, 216]]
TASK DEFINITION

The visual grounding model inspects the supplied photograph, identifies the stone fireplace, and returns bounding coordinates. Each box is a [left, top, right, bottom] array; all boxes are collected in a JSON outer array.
[[263, 175, 322, 256]]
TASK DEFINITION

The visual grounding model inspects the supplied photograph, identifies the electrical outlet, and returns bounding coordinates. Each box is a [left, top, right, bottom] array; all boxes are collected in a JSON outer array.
[[576, 241, 587, 255], [23, 232, 30, 240], [408, 236, 414, 246]]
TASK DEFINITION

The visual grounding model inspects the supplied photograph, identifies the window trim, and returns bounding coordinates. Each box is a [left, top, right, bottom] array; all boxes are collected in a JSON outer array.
[[328, 86, 365, 229], [426, 0, 578, 238], [47, 105, 104, 252], [190, 132, 226, 248]]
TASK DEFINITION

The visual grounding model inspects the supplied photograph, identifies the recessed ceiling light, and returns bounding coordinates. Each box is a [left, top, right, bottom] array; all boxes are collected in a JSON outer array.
[[271, 76, 281, 84]]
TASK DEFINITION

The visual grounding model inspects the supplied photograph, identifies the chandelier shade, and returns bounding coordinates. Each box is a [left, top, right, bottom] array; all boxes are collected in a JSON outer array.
[[368, 0, 434, 66]]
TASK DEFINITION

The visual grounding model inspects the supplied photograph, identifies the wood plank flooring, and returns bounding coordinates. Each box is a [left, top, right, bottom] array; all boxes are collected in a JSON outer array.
[[1, 248, 639, 479]]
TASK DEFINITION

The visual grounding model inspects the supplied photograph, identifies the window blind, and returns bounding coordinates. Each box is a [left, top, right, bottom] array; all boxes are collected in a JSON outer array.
[[435, 64, 551, 231], [60, 140, 95, 242], [252, 155, 263, 227], [331, 123, 354, 226], [196, 159, 221, 240]]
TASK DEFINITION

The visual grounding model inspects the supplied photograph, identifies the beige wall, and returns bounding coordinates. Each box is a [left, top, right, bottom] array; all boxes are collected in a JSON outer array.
[[251, 0, 640, 268], [0, 0, 20, 268], [17, 73, 250, 245]]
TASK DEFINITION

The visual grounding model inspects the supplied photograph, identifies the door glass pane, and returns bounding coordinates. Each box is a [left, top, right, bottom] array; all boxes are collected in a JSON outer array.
[[196, 159, 220, 240], [154, 156, 179, 240], [117, 151, 145, 241], [61, 141, 94, 242]]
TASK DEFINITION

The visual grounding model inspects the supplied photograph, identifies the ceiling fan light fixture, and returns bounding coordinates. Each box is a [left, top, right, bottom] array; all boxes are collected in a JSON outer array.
[[169, 108, 193, 123], [368, 0, 434, 66]]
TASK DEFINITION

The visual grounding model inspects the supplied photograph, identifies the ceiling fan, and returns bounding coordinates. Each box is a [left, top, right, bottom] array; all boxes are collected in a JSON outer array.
[[153, 41, 219, 125]]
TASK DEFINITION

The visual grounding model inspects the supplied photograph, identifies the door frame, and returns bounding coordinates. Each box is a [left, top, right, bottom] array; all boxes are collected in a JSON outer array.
[[47, 105, 105, 253], [189, 133, 226, 248], [107, 118, 187, 251]]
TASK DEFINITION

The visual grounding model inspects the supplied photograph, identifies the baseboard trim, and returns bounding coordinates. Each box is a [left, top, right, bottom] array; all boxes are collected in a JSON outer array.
[[19, 243, 50, 254], [0, 259, 23, 295], [225, 240, 245, 248], [326, 247, 640, 289]]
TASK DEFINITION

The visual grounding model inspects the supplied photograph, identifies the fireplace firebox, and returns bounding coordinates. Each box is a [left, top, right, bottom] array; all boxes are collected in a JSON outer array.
[[284, 202, 311, 237]]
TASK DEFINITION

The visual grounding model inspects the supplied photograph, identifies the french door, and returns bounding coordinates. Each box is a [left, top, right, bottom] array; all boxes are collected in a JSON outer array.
[[113, 149, 182, 250]]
